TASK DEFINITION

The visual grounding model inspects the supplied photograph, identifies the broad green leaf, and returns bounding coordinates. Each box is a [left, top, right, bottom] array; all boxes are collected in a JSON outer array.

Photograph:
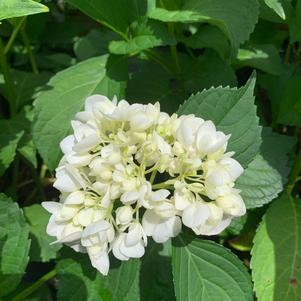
[[36, 53, 76, 70], [182, 51, 237, 94], [178, 74, 261, 167], [0, 0, 49, 21], [249, 20, 288, 48], [263, 0, 286, 19], [237, 154, 282, 209], [0, 118, 24, 176], [180, 25, 230, 60], [67, 0, 147, 34], [24, 204, 61, 262], [57, 250, 140, 301], [288, 0, 301, 43], [259, 65, 301, 126], [74, 30, 118, 61], [0, 194, 31, 297], [140, 240, 175, 301], [172, 233, 253, 301], [237, 128, 295, 209], [251, 194, 301, 300], [235, 44, 284, 75], [33, 55, 128, 170], [16, 107, 38, 168], [105, 258, 140, 301], [126, 58, 186, 114], [13, 71, 51, 110], [127, 52, 236, 115], [259, 127, 296, 180], [148, 0, 259, 55], [57, 254, 105, 301], [0, 70, 51, 110], [109, 20, 175, 54], [227, 215, 248, 236]]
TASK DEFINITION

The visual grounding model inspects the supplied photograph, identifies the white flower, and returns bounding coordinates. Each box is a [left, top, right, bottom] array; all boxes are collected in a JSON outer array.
[[81, 220, 115, 275], [216, 191, 246, 216], [142, 210, 181, 243], [174, 181, 195, 210], [116, 206, 134, 226], [176, 115, 204, 150], [42, 201, 82, 243], [196, 120, 229, 155], [45, 94, 246, 275], [112, 222, 147, 260]]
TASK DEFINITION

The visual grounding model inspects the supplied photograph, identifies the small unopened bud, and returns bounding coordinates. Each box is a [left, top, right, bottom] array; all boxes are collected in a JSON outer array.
[[116, 206, 133, 225]]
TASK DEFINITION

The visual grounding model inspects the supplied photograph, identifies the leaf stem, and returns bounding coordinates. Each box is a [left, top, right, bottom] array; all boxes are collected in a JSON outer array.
[[145, 49, 173, 74], [4, 17, 26, 54], [98, 20, 129, 41], [0, 37, 16, 116], [168, 23, 180, 75], [11, 269, 56, 301], [150, 170, 157, 184], [286, 149, 301, 194], [284, 43, 292, 64], [21, 26, 39, 74]]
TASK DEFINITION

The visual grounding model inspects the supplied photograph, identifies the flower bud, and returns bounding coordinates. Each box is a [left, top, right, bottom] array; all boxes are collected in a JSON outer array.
[[116, 206, 133, 225]]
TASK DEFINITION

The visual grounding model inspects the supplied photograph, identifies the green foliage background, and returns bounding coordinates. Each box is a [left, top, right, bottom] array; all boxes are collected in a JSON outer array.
[[0, 0, 301, 300]]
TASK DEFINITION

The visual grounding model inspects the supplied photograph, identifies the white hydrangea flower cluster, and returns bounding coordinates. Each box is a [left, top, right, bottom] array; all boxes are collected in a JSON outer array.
[[43, 95, 246, 275]]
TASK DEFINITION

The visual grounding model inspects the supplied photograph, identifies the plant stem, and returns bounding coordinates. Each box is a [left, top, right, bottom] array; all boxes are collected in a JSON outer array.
[[12, 155, 20, 198], [168, 23, 180, 75], [11, 269, 56, 301], [284, 43, 292, 64], [98, 20, 129, 41], [145, 49, 173, 74], [150, 170, 157, 184], [152, 179, 177, 190], [4, 17, 26, 54], [21, 27, 39, 74], [0, 37, 16, 116], [286, 149, 301, 194]]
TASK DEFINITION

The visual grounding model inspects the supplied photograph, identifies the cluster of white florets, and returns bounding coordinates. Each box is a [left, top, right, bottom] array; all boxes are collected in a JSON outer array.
[[43, 95, 246, 275]]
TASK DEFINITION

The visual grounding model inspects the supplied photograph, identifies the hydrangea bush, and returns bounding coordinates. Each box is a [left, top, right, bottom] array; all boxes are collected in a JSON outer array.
[[0, 0, 301, 301]]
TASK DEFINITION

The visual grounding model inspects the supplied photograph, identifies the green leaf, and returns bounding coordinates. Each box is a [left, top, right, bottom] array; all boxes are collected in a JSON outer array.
[[235, 44, 284, 75], [227, 215, 248, 236], [36, 53, 76, 71], [249, 20, 288, 48], [148, 0, 259, 55], [126, 58, 186, 114], [24, 204, 61, 262], [74, 29, 118, 61], [182, 51, 237, 94], [105, 258, 140, 301], [0, 0, 49, 21], [180, 25, 230, 60], [263, 0, 286, 19], [178, 73, 261, 167], [140, 240, 175, 301], [237, 154, 282, 209], [259, 65, 301, 126], [251, 194, 301, 300], [172, 233, 253, 301], [33, 55, 128, 170], [237, 127, 295, 209], [57, 250, 140, 301], [0, 118, 24, 176], [0, 194, 31, 297], [67, 0, 147, 34], [109, 20, 175, 54], [0, 70, 51, 110], [288, 0, 301, 43]]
